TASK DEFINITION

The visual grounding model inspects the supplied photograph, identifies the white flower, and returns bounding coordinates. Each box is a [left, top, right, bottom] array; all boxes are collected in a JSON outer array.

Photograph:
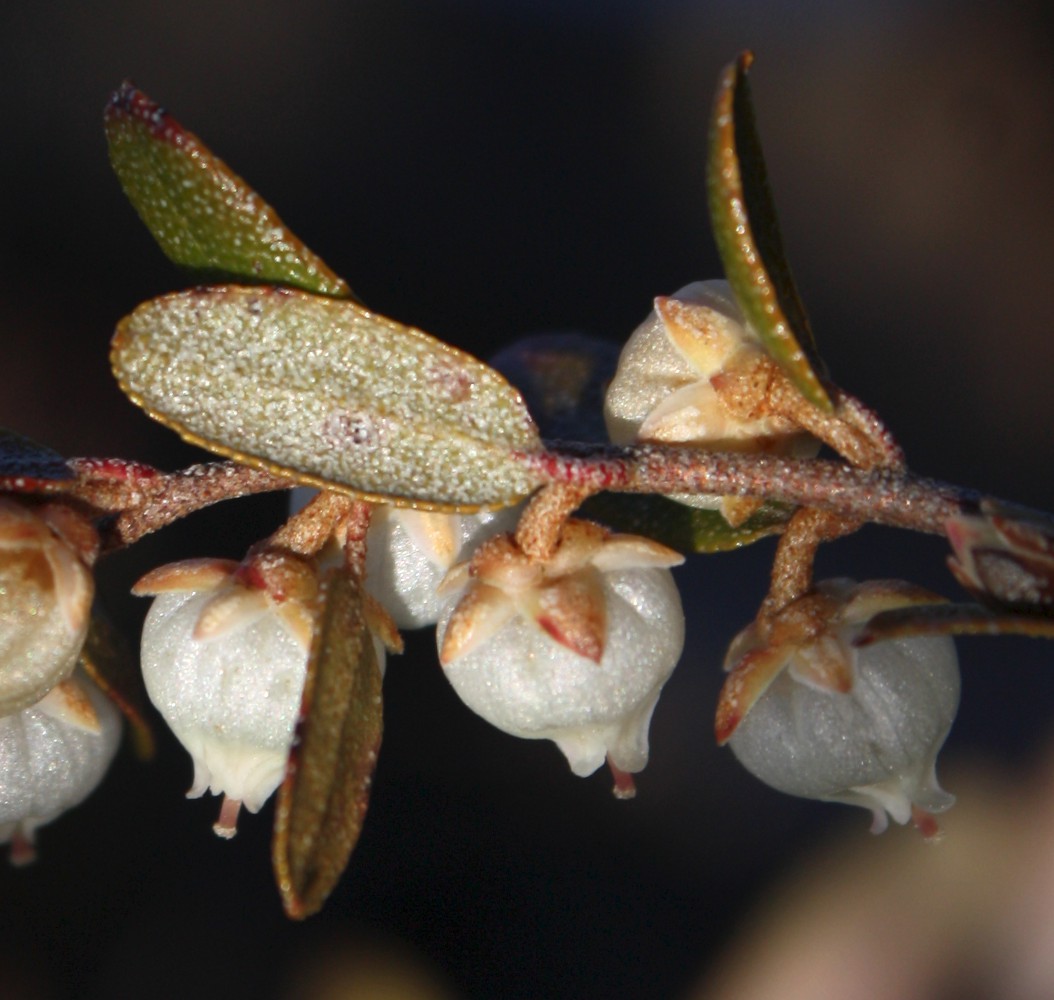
[[0, 671, 121, 864], [0, 498, 95, 716], [722, 579, 960, 834], [136, 555, 327, 836], [603, 280, 818, 519], [436, 521, 684, 791], [364, 505, 518, 629]]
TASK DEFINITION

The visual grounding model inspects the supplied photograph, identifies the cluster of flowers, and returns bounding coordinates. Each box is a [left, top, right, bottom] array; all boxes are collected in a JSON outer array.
[[0, 280, 962, 862], [0, 498, 121, 862]]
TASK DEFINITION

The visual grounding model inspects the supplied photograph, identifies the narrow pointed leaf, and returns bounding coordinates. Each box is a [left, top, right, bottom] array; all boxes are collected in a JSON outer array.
[[856, 602, 1054, 644], [111, 286, 545, 509], [707, 53, 831, 412], [580, 492, 790, 553], [105, 82, 352, 298], [272, 567, 383, 919]]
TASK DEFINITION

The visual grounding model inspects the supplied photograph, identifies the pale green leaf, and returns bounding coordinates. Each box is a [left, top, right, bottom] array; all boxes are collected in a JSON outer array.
[[111, 286, 544, 509]]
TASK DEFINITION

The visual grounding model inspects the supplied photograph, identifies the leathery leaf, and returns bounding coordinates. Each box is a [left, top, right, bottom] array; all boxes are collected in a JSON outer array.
[[105, 82, 352, 298], [272, 567, 383, 919], [707, 52, 832, 412], [111, 286, 544, 510]]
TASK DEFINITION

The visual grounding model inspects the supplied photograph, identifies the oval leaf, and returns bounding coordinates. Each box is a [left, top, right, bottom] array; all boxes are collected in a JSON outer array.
[[707, 53, 832, 412], [111, 286, 544, 510], [580, 492, 790, 554], [105, 82, 352, 298], [272, 567, 383, 919]]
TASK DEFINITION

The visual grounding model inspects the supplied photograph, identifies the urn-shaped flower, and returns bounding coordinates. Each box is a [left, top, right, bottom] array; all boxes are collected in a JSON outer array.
[[603, 280, 818, 518], [436, 521, 685, 787], [722, 579, 960, 834], [135, 553, 330, 836], [0, 498, 96, 716], [0, 671, 121, 863]]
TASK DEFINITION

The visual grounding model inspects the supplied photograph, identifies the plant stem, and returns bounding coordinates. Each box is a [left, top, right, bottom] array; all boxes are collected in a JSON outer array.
[[526, 444, 983, 537]]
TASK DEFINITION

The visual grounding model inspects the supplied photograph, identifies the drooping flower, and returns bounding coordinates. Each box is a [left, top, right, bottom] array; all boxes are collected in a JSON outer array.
[[436, 520, 685, 792], [603, 280, 818, 521], [720, 579, 960, 835], [0, 670, 122, 864], [364, 505, 518, 629], [135, 553, 330, 837], [0, 498, 96, 716]]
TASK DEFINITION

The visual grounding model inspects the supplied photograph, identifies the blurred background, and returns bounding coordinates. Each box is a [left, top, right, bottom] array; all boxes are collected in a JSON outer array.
[[3, 1, 1054, 997]]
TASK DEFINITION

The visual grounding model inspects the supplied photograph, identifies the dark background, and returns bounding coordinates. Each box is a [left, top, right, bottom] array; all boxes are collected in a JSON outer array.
[[3, 2, 1054, 997]]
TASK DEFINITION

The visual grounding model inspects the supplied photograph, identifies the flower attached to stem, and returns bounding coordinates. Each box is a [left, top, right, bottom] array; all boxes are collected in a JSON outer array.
[[603, 280, 820, 524], [0, 498, 97, 716], [437, 520, 684, 792], [1, 669, 122, 864], [134, 552, 324, 837], [719, 579, 959, 835]]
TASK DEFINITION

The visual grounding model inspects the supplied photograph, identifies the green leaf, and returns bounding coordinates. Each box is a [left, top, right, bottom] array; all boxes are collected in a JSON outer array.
[[111, 286, 545, 509], [272, 567, 383, 920], [580, 493, 790, 553], [707, 53, 832, 412], [105, 82, 352, 298]]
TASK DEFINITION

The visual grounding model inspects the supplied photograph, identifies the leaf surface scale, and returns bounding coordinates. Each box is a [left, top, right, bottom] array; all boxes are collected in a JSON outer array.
[[112, 286, 543, 509]]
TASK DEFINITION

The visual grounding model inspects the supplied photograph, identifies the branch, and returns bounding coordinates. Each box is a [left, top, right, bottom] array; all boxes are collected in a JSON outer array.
[[526, 443, 985, 537]]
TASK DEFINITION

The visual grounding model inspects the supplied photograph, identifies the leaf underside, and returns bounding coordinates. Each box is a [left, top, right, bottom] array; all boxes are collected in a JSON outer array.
[[105, 82, 352, 298], [111, 286, 544, 510], [272, 568, 383, 919], [707, 52, 832, 412]]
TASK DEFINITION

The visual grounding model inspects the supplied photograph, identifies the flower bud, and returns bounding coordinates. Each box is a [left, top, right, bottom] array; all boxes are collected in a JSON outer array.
[[365, 505, 518, 629], [1, 671, 122, 864], [136, 554, 331, 836], [436, 521, 684, 789], [0, 498, 95, 716], [723, 580, 960, 834], [603, 281, 818, 516]]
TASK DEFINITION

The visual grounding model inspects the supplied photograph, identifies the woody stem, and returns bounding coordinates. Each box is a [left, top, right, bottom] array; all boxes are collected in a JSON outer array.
[[528, 444, 982, 537]]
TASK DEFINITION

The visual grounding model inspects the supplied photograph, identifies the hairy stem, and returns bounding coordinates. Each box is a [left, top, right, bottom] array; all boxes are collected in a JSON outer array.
[[526, 444, 982, 536]]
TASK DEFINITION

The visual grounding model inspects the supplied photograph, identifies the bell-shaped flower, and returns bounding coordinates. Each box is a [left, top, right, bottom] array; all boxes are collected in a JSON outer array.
[[603, 280, 818, 521], [436, 520, 685, 791], [0, 498, 96, 716], [135, 553, 329, 837], [365, 505, 518, 629], [720, 579, 960, 834], [1, 670, 122, 864]]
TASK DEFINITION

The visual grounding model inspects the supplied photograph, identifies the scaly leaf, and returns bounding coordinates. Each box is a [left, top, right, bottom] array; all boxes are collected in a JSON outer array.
[[272, 567, 383, 919], [105, 82, 352, 298], [111, 286, 544, 510], [707, 53, 831, 412]]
